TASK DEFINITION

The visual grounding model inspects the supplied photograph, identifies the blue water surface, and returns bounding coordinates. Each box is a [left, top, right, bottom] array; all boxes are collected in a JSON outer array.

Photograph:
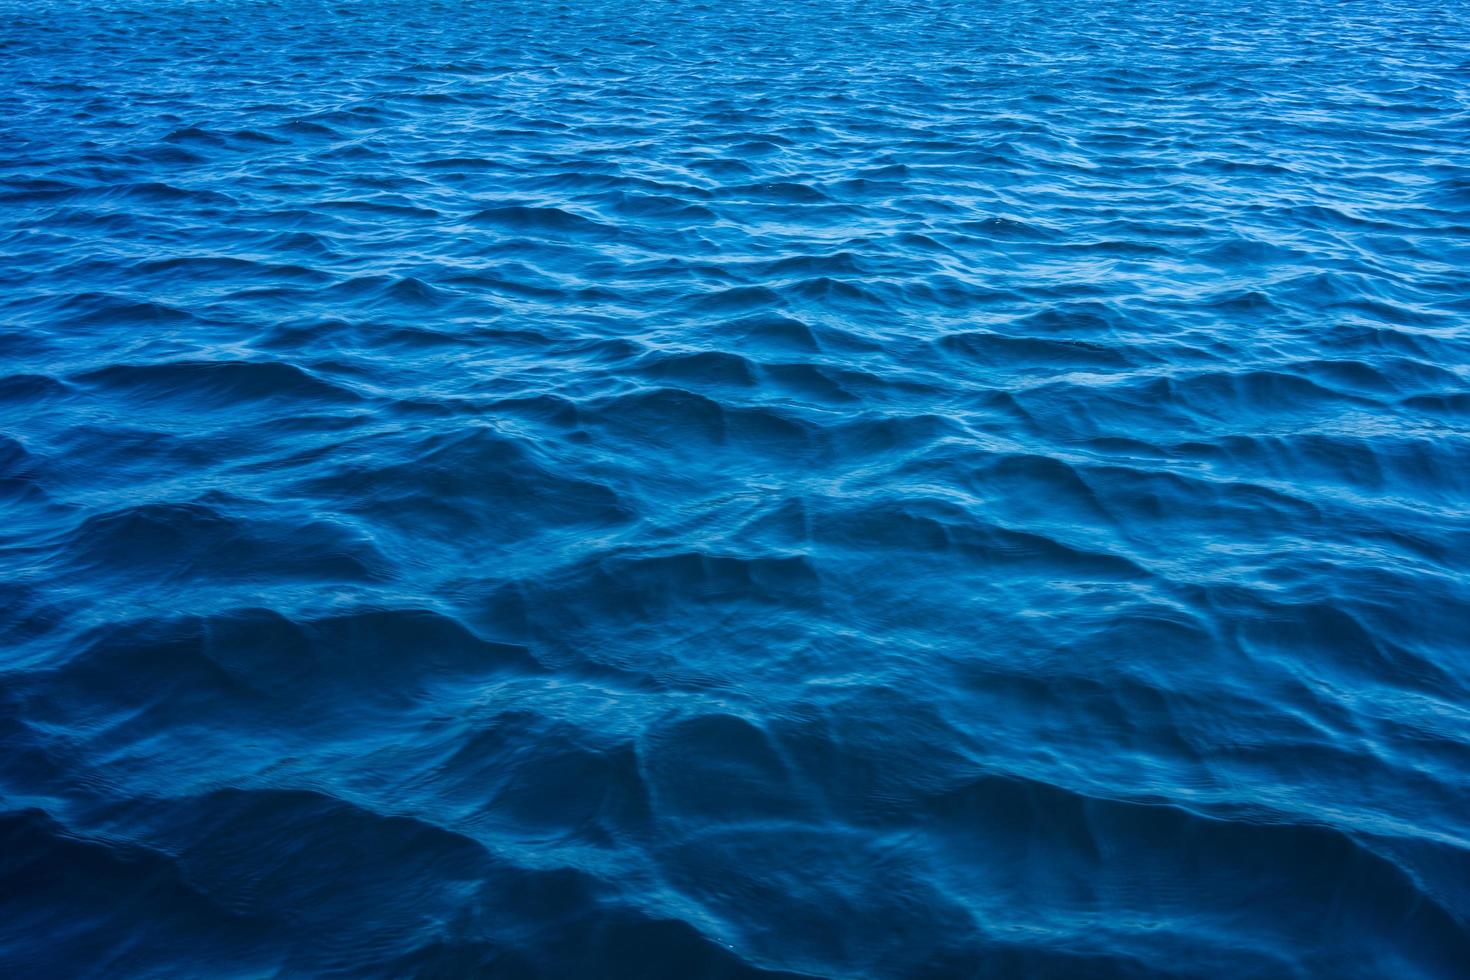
[[3, 0, 1470, 975]]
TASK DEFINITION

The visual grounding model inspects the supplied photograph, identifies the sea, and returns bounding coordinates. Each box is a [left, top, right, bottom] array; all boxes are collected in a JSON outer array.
[[2, 0, 1469, 976]]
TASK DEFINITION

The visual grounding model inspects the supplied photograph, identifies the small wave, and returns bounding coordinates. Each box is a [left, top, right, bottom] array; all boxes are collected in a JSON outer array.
[[53, 501, 388, 587], [467, 204, 617, 237], [72, 359, 362, 408]]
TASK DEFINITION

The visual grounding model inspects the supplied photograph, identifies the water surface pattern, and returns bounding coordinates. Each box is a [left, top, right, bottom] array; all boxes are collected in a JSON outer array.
[[3, 0, 1470, 976]]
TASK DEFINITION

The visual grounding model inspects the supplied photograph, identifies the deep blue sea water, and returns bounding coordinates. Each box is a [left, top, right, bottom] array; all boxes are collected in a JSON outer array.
[[3, 0, 1470, 975]]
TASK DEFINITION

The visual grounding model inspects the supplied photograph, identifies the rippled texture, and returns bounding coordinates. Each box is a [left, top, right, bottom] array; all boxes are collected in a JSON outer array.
[[3, 0, 1470, 975]]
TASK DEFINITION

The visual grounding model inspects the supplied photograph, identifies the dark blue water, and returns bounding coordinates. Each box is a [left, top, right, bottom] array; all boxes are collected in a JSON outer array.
[[3, 0, 1470, 975]]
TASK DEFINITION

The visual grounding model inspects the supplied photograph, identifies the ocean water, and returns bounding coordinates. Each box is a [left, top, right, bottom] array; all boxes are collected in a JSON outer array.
[[2, 0, 1470, 975]]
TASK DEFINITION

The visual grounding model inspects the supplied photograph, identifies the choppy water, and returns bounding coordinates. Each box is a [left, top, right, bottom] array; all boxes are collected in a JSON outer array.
[[3, 0, 1470, 975]]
